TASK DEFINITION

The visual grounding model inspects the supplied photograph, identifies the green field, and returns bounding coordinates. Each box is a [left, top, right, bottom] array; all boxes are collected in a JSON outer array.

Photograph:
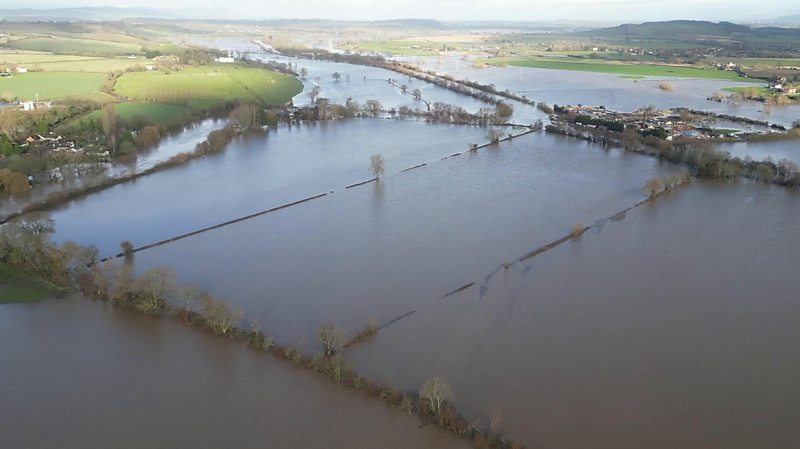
[[483, 57, 759, 81], [5, 36, 144, 56], [347, 40, 462, 56], [114, 66, 303, 106], [0, 263, 66, 305], [0, 71, 107, 101], [722, 86, 772, 95], [73, 102, 191, 127]]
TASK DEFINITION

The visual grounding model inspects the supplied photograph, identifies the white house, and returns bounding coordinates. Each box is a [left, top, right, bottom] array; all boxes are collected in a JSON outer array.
[[217, 57, 235, 63], [15, 67, 28, 73]]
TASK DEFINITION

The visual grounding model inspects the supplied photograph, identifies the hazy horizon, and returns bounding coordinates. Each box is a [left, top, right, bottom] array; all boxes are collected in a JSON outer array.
[[5, 1, 799, 23]]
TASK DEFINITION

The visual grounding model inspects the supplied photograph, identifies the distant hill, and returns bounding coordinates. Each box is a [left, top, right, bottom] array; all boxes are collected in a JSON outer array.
[[769, 13, 800, 25], [370, 19, 446, 29], [583, 20, 751, 39], [0, 7, 179, 20], [579, 20, 800, 49]]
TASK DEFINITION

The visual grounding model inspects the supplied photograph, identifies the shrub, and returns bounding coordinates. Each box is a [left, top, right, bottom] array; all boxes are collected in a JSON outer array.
[[571, 222, 586, 238]]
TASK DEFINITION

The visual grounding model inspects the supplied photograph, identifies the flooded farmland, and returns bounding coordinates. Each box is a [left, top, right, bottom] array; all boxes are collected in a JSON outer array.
[[130, 131, 681, 346], [346, 180, 800, 449], [407, 55, 800, 128], [45, 119, 489, 255], [0, 297, 468, 449]]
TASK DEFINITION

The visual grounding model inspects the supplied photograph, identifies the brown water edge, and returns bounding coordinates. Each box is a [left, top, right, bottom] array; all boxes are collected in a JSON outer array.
[[0, 297, 471, 449], [346, 179, 800, 449]]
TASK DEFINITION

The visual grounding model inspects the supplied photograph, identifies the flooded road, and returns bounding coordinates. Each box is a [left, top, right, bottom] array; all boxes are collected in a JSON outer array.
[[0, 297, 469, 449], [346, 180, 800, 449], [130, 131, 681, 347]]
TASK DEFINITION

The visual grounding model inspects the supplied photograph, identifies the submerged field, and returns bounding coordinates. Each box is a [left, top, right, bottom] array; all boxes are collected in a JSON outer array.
[[113, 66, 304, 107], [347, 180, 800, 449]]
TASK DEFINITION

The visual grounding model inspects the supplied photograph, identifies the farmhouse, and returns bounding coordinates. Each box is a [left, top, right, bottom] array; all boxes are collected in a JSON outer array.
[[15, 67, 28, 73]]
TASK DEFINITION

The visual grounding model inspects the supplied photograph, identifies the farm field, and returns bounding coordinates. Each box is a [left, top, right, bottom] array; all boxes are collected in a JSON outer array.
[[482, 57, 757, 81], [4, 36, 145, 56], [0, 71, 107, 101], [113, 66, 304, 106], [0, 264, 65, 305], [74, 102, 192, 127]]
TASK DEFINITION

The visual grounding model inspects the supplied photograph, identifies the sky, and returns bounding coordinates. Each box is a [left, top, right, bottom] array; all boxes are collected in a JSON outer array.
[[6, 0, 799, 22]]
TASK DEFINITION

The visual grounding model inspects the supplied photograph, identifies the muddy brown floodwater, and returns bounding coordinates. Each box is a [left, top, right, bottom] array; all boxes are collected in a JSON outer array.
[[0, 297, 469, 449], [130, 131, 681, 348], [346, 180, 800, 449]]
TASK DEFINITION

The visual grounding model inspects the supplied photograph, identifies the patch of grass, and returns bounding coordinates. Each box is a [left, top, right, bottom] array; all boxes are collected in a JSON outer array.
[[0, 71, 106, 101], [722, 86, 772, 95], [80, 102, 191, 125], [483, 57, 759, 81], [23, 58, 148, 73], [0, 263, 67, 304], [5, 36, 143, 56], [113, 66, 303, 107]]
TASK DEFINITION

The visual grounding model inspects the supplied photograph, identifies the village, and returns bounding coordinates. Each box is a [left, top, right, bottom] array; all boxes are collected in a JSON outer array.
[[550, 103, 788, 141]]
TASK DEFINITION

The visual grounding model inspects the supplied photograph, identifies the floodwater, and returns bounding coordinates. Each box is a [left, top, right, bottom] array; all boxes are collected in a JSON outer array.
[[0, 118, 227, 222], [0, 297, 468, 449], [130, 131, 681, 347], [406, 55, 800, 128], [45, 119, 489, 255], [346, 180, 800, 449], [719, 139, 800, 165]]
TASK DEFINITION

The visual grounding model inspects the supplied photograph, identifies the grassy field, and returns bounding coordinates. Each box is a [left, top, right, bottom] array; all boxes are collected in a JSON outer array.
[[114, 66, 303, 106], [0, 263, 67, 305], [482, 57, 759, 81], [71, 102, 191, 127], [0, 71, 107, 101], [4, 36, 144, 56]]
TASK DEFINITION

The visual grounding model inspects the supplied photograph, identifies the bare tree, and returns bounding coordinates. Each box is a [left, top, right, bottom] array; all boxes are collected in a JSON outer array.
[[317, 324, 347, 355], [412, 88, 422, 100], [363, 100, 383, 117], [308, 86, 322, 103], [299, 67, 308, 78], [229, 103, 260, 130], [420, 377, 453, 416], [486, 128, 504, 143], [370, 154, 385, 179], [332, 72, 341, 82]]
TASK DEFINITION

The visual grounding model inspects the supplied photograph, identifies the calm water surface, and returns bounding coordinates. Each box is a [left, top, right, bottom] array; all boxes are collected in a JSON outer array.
[[46, 120, 488, 254], [131, 132, 681, 347], [346, 180, 800, 449], [0, 297, 468, 449]]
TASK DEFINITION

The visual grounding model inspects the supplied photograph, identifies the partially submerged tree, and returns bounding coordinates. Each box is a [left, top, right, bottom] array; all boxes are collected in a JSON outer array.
[[317, 324, 347, 355], [370, 154, 385, 179], [332, 72, 341, 82], [229, 103, 260, 130], [486, 128, 504, 143], [420, 377, 453, 416]]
